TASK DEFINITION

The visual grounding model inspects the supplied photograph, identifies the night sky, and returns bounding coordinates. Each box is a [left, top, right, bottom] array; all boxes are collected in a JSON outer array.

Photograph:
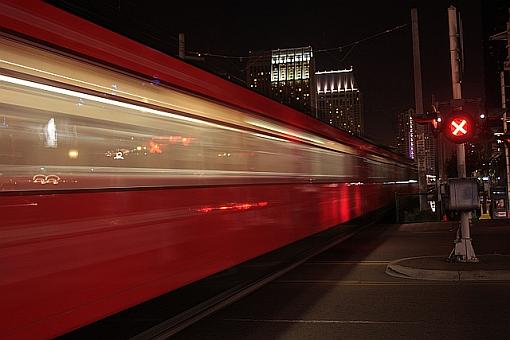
[[49, 0, 494, 147]]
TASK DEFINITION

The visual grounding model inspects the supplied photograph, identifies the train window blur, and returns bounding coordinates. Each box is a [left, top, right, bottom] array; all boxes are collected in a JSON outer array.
[[0, 35, 412, 192]]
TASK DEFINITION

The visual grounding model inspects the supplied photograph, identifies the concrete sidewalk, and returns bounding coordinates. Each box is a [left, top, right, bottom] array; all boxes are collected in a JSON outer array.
[[386, 219, 510, 281]]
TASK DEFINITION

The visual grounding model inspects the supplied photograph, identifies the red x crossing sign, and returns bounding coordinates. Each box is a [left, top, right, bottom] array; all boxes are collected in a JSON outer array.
[[450, 118, 468, 136], [443, 113, 475, 144]]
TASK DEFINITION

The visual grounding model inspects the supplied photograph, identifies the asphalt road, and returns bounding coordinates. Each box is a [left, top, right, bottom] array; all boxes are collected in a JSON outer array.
[[171, 221, 510, 340]]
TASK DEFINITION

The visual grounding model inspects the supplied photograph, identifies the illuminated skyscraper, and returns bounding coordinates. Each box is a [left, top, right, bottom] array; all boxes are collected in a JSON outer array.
[[396, 108, 415, 159], [396, 107, 436, 175], [422, 124, 437, 176], [246, 46, 316, 115], [315, 68, 363, 136]]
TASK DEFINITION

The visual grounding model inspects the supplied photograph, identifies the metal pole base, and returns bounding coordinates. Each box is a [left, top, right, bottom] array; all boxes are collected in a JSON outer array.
[[448, 237, 479, 263]]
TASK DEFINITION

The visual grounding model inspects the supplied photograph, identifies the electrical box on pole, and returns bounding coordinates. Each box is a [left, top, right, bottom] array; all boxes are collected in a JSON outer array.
[[448, 178, 479, 210]]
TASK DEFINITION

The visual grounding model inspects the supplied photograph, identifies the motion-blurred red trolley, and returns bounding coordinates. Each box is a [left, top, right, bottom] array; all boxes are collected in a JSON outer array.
[[0, 1, 417, 338]]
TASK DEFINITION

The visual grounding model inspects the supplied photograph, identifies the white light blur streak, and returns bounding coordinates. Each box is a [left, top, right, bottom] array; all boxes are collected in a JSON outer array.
[[1, 74, 304, 149], [383, 179, 418, 185], [2, 59, 145, 103], [247, 120, 324, 145], [44, 117, 57, 148], [253, 133, 289, 143], [0, 74, 242, 133]]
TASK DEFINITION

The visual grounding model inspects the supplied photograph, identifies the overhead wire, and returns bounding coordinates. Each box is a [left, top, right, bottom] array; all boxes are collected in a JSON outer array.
[[187, 23, 409, 60], [315, 23, 408, 53]]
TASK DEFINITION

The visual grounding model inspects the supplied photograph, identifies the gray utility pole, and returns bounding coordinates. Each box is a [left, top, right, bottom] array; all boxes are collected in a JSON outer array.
[[411, 8, 428, 211], [501, 71, 510, 217], [502, 13, 510, 218], [448, 5, 477, 262], [179, 33, 185, 59], [489, 10, 510, 217], [178, 33, 204, 61]]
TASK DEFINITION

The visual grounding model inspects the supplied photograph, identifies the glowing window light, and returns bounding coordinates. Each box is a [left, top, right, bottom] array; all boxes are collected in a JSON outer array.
[[149, 141, 162, 153], [68, 149, 79, 159], [181, 137, 191, 146]]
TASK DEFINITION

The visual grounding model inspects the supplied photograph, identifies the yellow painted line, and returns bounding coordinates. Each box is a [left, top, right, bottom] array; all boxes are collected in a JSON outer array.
[[274, 280, 510, 286], [305, 261, 389, 265], [222, 318, 421, 325], [275, 280, 452, 285], [409, 231, 452, 234]]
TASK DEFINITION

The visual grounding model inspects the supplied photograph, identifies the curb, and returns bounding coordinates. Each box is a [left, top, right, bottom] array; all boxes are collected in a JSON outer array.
[[385, 255, 510, 281]]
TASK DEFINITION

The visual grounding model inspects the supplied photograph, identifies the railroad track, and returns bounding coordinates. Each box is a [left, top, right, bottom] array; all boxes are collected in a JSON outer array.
[[131, 222, 376, 340]]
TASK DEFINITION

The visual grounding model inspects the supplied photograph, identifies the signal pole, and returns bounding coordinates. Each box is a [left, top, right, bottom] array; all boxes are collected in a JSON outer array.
[[502, 71, 510, 217], [178, 33, 204, 61], [411, 8, 428, 211], [501, 10, 510, 217], [448, 5, 477, 262], [179, 33, 186, 59]]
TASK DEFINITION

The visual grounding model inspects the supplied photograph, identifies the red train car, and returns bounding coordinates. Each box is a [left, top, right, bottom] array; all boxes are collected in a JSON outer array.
[[0, 1, 417, 338]]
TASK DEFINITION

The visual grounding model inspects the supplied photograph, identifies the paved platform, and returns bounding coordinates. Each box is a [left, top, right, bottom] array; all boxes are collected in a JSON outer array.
[[172, 219, 510, 340], [386, 219, 510, 281]]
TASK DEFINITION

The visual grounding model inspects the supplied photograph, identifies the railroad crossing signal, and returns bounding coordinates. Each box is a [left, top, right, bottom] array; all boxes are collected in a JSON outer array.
[[451, 118, 467, 135], [443, 113, 475, 144]]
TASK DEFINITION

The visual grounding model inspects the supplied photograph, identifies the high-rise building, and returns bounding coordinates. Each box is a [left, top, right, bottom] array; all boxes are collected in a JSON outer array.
[[396, 108, 415, 159], [246, 50, 272, 98], [246, 47, 316, 115], [315, 68, 363, 136], [422, 124, 437, 176], [410, 114, 436, 178], [396, 107, 436, 175]]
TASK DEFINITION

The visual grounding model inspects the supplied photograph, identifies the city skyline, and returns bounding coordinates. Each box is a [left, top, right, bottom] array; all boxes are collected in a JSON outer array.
[[48, 0, 492, 147]]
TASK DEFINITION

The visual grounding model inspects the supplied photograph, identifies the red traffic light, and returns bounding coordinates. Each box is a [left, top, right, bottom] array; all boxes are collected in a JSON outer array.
[[443, 113, 475, 144]]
